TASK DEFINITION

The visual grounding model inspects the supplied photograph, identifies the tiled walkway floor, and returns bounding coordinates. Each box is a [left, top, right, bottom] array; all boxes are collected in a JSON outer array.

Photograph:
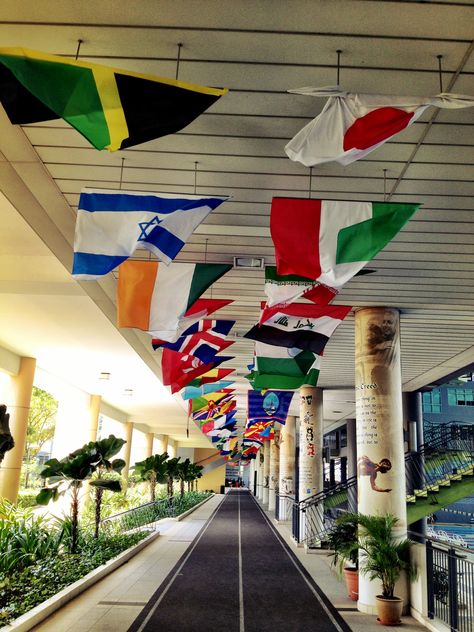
[[32, 493, 429, 632]]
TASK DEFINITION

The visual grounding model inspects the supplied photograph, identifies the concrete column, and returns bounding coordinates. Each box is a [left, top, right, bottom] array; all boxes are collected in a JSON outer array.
[[0, 357, 36, 503], [145, 432, 154, 457], [122, 421, 133, 485], [299, 387, 323, 542], [278, 415, 296, 520], [154, 434, 167, 455], [256, 449, 264, 500], [89, 395, 101, 442], [168, 438, 176, 458], [262, 440, 270, 504], [346, 418, 357, 511], [299, 388, 323, 500], [355, 307, 408, 614], [268, 435, 280, 512]]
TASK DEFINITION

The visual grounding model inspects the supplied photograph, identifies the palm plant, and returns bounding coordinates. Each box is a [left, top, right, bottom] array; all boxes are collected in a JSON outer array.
[[355, 512, 415, 599], [326, 513, 359, 572], [176, 459, 192, 497], [134, 452, 169, 503], [187, 463, 203, 492], [88, 436, 126, 538], [36, 435, 126, 551], [165, 457, 181, 498]]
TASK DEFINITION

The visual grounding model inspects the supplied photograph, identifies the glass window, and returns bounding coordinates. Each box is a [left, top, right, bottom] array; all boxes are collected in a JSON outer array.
[[423, 390, 441, 414]]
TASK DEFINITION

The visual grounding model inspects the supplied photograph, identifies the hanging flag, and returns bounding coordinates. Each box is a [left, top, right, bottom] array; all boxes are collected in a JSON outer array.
[[73, 189, 229, 278], [250, 342, 321, 390], [247, 390, 294, 425], [244, 420, 275, 441], [152, 320, 235, 364], [193, 398, 236, 423], [200, 411, 237, 435], [188, 367, 236, 386], [0, 47, 227, 151], [181, 381, 234, 400], [162, 350, 233, 394], [191, 390, 235, 414], [271, 198, 419, 301], [264, 266, 338, 309], [284, 85, 474, 166], [117, 260, 231, 339], [245, 303, 351, 354]]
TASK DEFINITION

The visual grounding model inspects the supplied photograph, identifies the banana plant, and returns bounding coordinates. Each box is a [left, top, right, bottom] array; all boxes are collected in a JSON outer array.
[[134, 452, 169, 503], [36, 435, 126, 550]]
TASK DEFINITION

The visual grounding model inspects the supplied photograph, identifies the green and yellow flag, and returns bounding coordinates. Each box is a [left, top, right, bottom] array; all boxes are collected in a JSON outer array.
[[0, 47, 227, 151]]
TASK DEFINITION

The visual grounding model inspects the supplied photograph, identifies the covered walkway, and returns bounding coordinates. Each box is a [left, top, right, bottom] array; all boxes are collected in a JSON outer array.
[[32, 493, 427, 632]]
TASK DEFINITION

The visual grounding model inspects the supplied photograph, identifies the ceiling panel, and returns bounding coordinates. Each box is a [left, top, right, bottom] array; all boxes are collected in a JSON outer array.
[[1, 1, 474, 441]]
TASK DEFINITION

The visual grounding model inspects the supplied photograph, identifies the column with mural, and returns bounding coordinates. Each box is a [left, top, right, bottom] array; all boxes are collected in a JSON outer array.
[[268, 433, 280, 512], [262, 439, 270, 504], [354, 307, 408, 614], [299, 387, 323, 542], [278, 415, 296, 520]]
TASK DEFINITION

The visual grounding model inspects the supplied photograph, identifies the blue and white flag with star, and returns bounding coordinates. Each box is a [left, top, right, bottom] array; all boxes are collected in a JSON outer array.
[[72, 188, 228, 279]]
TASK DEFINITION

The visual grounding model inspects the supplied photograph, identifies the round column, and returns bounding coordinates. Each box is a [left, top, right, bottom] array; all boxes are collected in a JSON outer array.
[[278, 415, 296, 520], [122, 421, 134, 488], [0, 357, 36, 503], [257, 450, 264, 500], [89, 394, 101, 442], [299, 387, 323, 542], [355, 307, 408, 613], [268, 434, 280, 512], [262, 439, 270, 504], [145, 431, 154, 457]]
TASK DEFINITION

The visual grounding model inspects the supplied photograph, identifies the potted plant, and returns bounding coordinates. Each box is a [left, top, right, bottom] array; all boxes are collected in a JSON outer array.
[[356, 512, 415, 625], [326, 513, 359, 601]]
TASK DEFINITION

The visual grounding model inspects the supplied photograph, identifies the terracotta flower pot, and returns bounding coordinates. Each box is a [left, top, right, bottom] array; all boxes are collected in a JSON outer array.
[[375, 595, 403, 625], [343, 567, 359, 601]]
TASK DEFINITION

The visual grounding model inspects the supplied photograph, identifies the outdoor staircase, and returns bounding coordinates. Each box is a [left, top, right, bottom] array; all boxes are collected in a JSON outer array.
[[294, 422, 474, 547]]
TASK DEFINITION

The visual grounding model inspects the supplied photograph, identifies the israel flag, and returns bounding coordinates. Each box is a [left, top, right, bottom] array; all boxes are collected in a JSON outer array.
[[72, 188, 228, 279]]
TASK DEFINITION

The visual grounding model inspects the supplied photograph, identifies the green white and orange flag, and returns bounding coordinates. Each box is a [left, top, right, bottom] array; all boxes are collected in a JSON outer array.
[[0, 48, 227, 151], [269, 198, 420, 306], [117, 260, 231, 340]]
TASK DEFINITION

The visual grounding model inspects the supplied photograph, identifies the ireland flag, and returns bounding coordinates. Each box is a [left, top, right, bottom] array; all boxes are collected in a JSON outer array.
[[270, 198, 419, 304]]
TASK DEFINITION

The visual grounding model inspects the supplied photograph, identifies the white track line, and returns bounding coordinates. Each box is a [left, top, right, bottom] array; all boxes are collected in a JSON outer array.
[[238, 492, 245, 632], [250, 494, 346, 632]]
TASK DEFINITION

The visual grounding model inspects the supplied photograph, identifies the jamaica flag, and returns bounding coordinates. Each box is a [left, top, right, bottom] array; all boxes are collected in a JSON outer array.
[[0, 47, 227, 151]]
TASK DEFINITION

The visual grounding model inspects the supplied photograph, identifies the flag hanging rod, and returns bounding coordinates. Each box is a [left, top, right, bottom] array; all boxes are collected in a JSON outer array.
[[336, 49, 342, 85], [176, 42, 183, 80], [75, 39, 83, 60], [80, 185, 222, 198], [119, 158, 125, 190], [437, 54, 443, 92]]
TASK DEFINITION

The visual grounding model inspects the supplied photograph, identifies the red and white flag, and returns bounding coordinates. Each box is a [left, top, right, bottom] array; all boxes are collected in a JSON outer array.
[[285, 86, 474, 166]]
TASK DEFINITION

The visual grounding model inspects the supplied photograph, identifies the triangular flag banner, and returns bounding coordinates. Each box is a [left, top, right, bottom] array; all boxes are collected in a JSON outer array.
[[0, 47, 227, 151], [191, 390, 234, 413], [73, 189, 229, 278], [181, 381, 234, 400], [271, 198, 419, 302], [162, 350, 233, 394], [245, 303, 351, 354], [249, 342, 321, 390], [193, 398, 236, 423], [188, 367, 235, 386], [244, 420, 275, 441], [284, 85, 474, 166], [117, 260, 231, 339], [247, 390, 294, 425], [152, 319, 235, 364]]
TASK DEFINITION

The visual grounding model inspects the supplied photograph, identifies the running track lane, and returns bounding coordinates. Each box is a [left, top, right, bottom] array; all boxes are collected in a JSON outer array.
[[128, 491, 352, 632]]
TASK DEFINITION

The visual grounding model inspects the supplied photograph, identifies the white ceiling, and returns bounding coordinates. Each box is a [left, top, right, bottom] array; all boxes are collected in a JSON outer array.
[[0, 1, 473, 444]]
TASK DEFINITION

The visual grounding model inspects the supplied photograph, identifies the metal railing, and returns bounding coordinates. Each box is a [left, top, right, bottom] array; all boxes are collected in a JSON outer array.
[[101, 492, 211, 535], [294, 429, 473, 547], [427, 540, 474, 632], [275, 493, 295, 522]]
